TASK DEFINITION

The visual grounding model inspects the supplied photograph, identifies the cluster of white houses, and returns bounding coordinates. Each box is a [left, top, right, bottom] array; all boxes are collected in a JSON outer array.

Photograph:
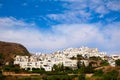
[[14, 46, 120, 71]]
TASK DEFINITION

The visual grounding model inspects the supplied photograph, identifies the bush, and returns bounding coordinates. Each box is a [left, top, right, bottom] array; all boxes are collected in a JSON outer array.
[[78, 73, 86, 80], [4, 66, 11, 71], [103, 70, 118, 80], [100, 60, 109, 66], [3, 64, 21, 73], [45, 71, 67, 75], [0, 70, 4, 79], [12, 67, 20, 73], [89, 56, 101, 60], [19, 77, 41, 80], [45, 75, 75, 80], [93, 69, 103, 77], [31, 68, 45, 73]]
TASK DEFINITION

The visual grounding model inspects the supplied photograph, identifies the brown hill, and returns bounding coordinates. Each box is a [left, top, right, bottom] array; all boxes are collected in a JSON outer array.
[[0, 41, 31, 65]]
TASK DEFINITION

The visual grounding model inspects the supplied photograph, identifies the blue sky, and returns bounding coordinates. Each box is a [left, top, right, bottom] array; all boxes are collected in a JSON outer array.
[[0, 0, 120, 55]]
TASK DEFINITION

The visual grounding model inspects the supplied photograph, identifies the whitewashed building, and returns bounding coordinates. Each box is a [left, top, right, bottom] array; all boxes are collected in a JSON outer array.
[[14, 46, 107, 71]]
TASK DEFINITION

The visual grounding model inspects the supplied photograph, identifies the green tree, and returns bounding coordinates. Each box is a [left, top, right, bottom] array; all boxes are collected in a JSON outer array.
[[0, 53, 4, 66], [60, 63, 64, 71], [52, 63, 65, 72], [80, 62, 85, 73], [70, 56, 76, 60], [0, 53, 4, 59], [52, 64, 59, 71], [115, 59, 120, 66], [77, 54, 83, 60], [77, 60, 81, 69], [85, 62, 94, 73]]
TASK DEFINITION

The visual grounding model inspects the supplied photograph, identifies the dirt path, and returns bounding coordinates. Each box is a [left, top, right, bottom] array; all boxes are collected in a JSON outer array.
[[2, 72, 40, 77]]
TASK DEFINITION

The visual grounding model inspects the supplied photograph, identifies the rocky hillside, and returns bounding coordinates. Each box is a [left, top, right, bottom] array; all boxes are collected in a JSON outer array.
[[0, 41, 31, 64]]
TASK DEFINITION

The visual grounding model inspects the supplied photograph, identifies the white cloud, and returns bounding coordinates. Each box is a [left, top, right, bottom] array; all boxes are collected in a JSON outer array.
[[47, 0, 110, 23], [95, 5, 109, 14], [0, 17, 120, 54], [64, 0, 120, 13], [62, 0, 87, 10], [0, 17, 35, 27], [107, 0, 120, 11], [47, 1, 90, 23], [48, 0, 120, 24], [48, 10, 91, 23], [103, 22, 120, 47]]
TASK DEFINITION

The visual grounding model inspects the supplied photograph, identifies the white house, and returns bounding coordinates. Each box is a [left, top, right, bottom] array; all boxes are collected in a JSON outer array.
[[14, 46, 107, 71]]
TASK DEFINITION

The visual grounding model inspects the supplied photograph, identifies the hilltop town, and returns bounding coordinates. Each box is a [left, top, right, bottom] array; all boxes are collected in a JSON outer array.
[[14, 46, 120, 71], [0, 42, 120, 80]]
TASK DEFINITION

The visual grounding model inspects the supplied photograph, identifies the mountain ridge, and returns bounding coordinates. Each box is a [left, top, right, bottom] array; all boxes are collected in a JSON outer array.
[[0, 41, 30, 65]]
